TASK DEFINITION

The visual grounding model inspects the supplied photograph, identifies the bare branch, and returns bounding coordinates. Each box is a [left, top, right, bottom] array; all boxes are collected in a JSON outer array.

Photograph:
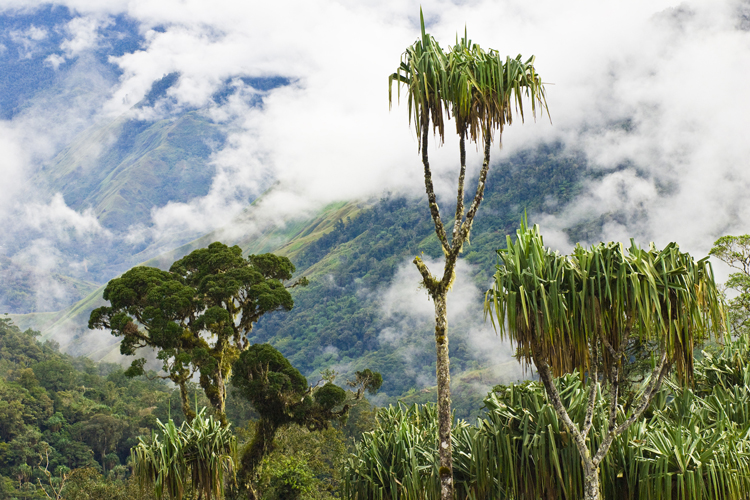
[[582, 342, 598, 438], [454, 134, 492, 255], [420, 112, 451, 254], [533, 341, 592, 463], [452, 134, 467, 245]]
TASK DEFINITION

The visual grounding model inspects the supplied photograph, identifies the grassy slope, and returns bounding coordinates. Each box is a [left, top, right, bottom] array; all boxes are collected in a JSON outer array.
[[38, 111, 224, 232]]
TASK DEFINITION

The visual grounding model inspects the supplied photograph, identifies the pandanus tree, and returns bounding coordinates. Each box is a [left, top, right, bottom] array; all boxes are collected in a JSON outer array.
[[484, 223, 725, 500], [89, 242, 307, 426], [389, 11, 547, 498], [132, 407, 236, 500]]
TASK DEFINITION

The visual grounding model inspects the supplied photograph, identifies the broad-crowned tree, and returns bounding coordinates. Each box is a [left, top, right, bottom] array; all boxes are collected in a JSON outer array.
[[89, 242, 307, 426], [485, 223, 725, 500], [231, 344, 381, 499], [389, 11, 547, 499]]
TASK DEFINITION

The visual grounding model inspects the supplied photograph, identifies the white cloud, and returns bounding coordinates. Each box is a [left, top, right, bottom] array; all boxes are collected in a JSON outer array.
[[0, 0, 749, 305], [61, 15, 112, 56], [24, 193, 110, 241], [9, 24, 47, 58], [376, 257, 520, 387]]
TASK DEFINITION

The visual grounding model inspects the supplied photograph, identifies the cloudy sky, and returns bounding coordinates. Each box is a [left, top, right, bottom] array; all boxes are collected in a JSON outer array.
[[2, 0, 750, 284]]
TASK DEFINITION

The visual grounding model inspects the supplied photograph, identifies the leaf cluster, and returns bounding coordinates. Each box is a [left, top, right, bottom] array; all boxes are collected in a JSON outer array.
[[132, 407, 236, 500], [389, 9, 548, 147], [485, 222, 725, 384]]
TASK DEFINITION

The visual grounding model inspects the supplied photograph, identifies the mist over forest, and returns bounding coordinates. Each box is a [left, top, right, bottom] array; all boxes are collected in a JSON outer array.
[[1, 1, 750, 499]]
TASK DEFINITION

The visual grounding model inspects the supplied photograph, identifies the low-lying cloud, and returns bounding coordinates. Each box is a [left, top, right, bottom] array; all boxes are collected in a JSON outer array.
[[377, 257, 523, 391], [1, 0, 749, 321]]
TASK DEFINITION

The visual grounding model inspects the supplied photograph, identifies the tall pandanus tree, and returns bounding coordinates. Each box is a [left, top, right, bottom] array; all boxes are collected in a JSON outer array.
[[389, 11, 547, 499], [484, 223, 725, 500]]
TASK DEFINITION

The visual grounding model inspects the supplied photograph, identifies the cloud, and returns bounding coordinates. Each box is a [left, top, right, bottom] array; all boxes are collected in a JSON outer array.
[[9, 24, 47, 58], [24, 193, 110, 241], [1, 0, 749, 311], [377, 257, 521, 388]]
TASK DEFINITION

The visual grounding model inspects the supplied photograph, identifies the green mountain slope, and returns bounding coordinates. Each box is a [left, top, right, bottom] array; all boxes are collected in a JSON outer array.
[[250, 143, 583, 400], [14, 142, 585, 405], [37, 111, 224, 232], [0, 255, 99, 314]]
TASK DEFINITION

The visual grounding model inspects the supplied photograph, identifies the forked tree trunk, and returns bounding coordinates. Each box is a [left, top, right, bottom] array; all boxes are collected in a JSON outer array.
[[532, 337, 672, 500], [414, 111, 493, 500]]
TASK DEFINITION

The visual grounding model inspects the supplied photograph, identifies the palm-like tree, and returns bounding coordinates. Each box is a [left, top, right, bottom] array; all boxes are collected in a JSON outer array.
[[484, 223, 725, 500], [132, 407, 236, 500], [389, 11, 547, 499]]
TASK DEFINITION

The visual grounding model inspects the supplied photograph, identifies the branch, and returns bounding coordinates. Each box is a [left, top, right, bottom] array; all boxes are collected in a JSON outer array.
[[601, 337, 618, 358], [413, 256, 441, 296], [286, 277, 309, 289], [608, 362, 619, 431], [454, 133, 492, 255], [592, 350, 670, 466], [420, 110, 450, 254], [533, 341, 592, 464], [452, 133, 467, 245], [582, 342, 598, 438]]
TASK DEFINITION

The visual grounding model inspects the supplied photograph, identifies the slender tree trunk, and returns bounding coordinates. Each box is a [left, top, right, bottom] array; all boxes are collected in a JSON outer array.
[[178, 380, 196, 424], [433, 291, 453, 498], [583, 462, 602, 500]]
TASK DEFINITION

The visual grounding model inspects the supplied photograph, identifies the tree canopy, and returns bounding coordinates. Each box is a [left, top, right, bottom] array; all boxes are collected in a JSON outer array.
[[231, 344, 379, 498], [89, 242, 307, 425], [484, 223, 725, 500]]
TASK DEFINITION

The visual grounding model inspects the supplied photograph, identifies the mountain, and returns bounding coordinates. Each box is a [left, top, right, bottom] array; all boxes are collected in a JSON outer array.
[[37, 111, 224, 233], [11, 141, 585, 409]]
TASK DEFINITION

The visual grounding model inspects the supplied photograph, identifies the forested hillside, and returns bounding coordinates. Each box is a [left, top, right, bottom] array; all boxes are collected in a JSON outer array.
[[0, 316, 376, 499], [250, 143, 583, 406], [15, 142, 585, 412], [0, 317, 170, 498]]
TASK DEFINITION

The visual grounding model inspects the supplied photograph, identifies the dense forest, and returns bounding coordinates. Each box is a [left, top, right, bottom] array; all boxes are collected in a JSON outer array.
[[0, 316, 377, 499]]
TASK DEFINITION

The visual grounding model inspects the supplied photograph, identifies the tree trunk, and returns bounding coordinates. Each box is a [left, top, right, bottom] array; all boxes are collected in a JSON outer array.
[[583, 462, 602, 500], [178, 381, 196, 424], [237, 418, 279, 500], [433, 291, 453, 500], [201, 370, 228, 427]]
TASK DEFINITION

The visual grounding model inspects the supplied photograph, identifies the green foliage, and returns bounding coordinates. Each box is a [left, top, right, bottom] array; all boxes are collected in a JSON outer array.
[[132, 407, 236, 500], [62, 468, 152, 500], [260, 456, 315, 500], [710, 234, 750, 336], [389, 9, 547, 146], [343, 403, 469, 499], [89, 242, 304, 425], [485, 221, 725, 382], [232, 344, 379, 497], [344, 340, 750, 500], [0, 318, 177, 498], [232, 344, 308, 422]]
